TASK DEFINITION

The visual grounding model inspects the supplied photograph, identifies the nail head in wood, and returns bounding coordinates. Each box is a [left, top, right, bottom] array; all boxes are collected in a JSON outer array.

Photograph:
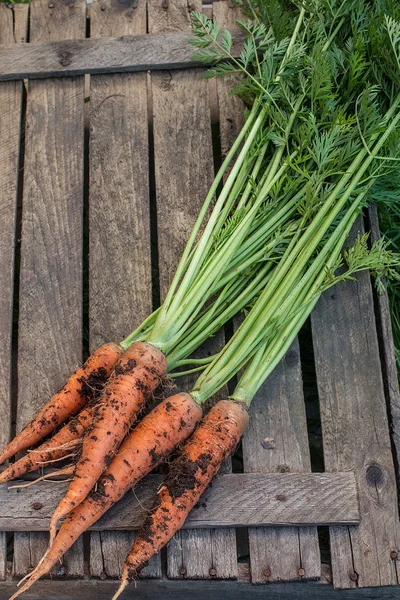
[[263, 567, 272, 578], [179, 567, 186, 576], [31, 503, 43, 511], [349, 572, 358, 582], [390, 551, 399, 560], [99, 572, 107, 580], [298, 568, 305, 577], [162, 0, 169, 8], [209, 568, 217, 577], [48, 2, 54, 7]]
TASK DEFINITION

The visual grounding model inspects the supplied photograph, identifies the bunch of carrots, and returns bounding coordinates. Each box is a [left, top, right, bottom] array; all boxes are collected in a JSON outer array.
[[2, 1, 400, 599]]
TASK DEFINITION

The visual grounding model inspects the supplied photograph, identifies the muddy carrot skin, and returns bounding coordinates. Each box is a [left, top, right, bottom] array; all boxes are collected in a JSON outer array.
[[112, 399, 249, 599], [0, 343, 122, 466], [0, 404, 95, 484], [49, 342, 167, 539], [10, 393, 203, 600]]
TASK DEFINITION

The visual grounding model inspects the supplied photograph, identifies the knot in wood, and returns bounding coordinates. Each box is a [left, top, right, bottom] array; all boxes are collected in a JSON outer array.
[[209, 568, 217, 576], [365, 463, 385, 488], [32, 502, 43, 511], [276, 494, 287, 502], [162, 0, 169, 8]]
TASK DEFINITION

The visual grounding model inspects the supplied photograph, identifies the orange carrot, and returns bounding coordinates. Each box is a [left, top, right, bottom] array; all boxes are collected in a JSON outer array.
[[48, 342, 167, 540], [112, 399, 248, 599], [0, 343, 122, 465], [10, 393, 202, 600], [0, 404, 95, 484]]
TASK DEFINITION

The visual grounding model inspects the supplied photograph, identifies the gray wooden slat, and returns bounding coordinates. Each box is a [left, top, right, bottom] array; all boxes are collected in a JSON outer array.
[[88, 0, 159, 579], [368, 205, 400, 480], [13, 532, 84, 578], [147, 0, 236, 580], [3, 577, 400, 600], [311, 220, 400, 588], [0, 472, 360, 531], [0, 31, 245, 81], [0, 3, 28, 585], [89, 531, 161, 579], [14, 0, 86, 579], [242, 340, 321, 583]]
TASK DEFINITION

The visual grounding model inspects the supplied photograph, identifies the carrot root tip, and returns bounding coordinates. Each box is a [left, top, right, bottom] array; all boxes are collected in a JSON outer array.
[[111, 577, 129, 600]]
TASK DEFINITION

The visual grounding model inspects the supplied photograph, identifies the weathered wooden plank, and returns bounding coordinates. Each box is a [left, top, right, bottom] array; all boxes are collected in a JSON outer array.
[[89, 0, 147, 38], [3, 578, 400, 600], [88, 22, 151, 348], [89, 531, 161, 579], [0, 4, 29, 45], [368, 205, 400, 481], [311, 220, 400, 588], [87, 0, 159, 578], [14, 0, 86, 578], [147, 0, 236, 580], [0, 6, 28, 582], [243, 339, 321, 583], [13, 532, 84, 578], [0, 472, 360, 531], [0, 31, 245, 81], [0, 2, 26, 585]]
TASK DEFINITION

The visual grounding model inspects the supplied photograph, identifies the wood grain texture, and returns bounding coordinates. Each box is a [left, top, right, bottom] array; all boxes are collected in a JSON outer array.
[[89, 0, 147, 38], [2, 578, 400, 600], [148, 0, 237, 580], [0, 4, 29, 45], [89, 16, 151, 347], [0, 4, 28, 584], [0, 31, 245, 81], [311, 220, 400, 588], [87, 1, 159, 578], [368, 205, 400, 480], [13, 532, 84, 578], [29, 0, 86, 42], [242, 340, 321, 583], [0, 472, 360, 531], [89, 531, 161, 579], [14, 0, 86, 579]]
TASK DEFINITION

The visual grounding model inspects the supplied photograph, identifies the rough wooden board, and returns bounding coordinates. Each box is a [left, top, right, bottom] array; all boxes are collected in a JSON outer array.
[[14, 0, 86, 579], [89, 531, 161, 579], [4, 577, 400, 599], [0, 472, 359, 531], [88, 77, 151, 345], [311, 221, 400, 588], [0, 30, 245, 81], [147, 0, 202, 34], [87, 0, 159, 578], [368, 205, 400, 480], [242, 340, 321, 583], [89, 0, 147, 38], [0, 7, 28, 583], [29, 0, 87, 42], [13, 531, 84, 578], [0, 4, 29, 45], [148, 0, 237, 580]]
